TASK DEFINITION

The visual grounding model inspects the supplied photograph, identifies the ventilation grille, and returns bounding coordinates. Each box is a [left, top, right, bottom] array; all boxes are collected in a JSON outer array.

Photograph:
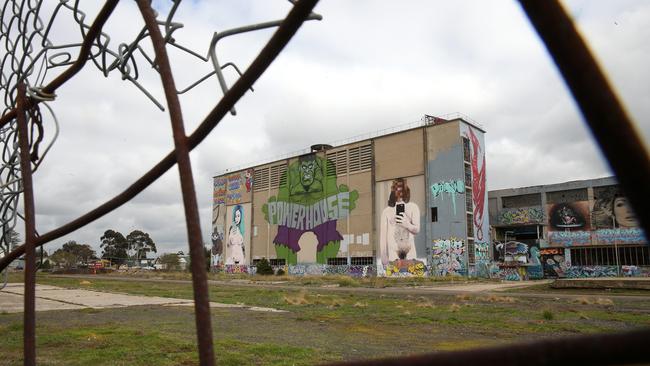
[[326, 144, 372, 176], [270, 164, 287, 188], [326, 150, 347, 176], [254, 167, 269, 191]]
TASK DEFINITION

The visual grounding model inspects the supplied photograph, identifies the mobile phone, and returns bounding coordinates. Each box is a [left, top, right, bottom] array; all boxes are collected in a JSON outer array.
[[396, 203, 405, 216]]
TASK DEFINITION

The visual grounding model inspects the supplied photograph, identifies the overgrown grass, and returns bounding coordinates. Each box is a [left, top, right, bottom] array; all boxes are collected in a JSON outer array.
[[2, 274, 650, 364]]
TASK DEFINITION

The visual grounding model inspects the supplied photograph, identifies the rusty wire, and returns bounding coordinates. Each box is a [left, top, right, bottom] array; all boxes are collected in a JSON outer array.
[[0, 0, 321, 364]]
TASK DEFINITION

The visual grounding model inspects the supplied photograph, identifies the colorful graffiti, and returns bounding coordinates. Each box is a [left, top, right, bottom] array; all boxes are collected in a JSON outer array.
[[431, 238, 465, 276], [527, 247, 543, 279], [211, 177, 227, 267], [385, 259, 426, 277], [548, 231, 591, 246], [213, 177, 226, 205], [430, 179, 464, 214], [379, 177, 422, 265], [491, 267, 523, 281], [565, 266, 617, 278], [244, 169, 253, 192], [224, 264, 250, 274], [475, 242, 490, 261], [498, 207, 544, 225], [226, 172, 245, 204], [262, 155, 359, 265], [595, 228, 647, 244]]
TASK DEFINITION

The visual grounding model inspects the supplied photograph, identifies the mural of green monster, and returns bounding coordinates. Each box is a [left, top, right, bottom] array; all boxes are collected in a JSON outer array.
[[262, 155, 359, 264]]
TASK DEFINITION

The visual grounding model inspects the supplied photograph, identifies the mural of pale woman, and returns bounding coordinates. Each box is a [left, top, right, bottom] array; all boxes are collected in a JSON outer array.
[[592, 191, 638, 229], [380, 178, 421, 264], [226, 205, 246, 265]]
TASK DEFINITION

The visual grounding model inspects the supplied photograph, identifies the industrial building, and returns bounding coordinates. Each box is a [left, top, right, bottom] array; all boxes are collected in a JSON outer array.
[[211, 115, 489, 277], [489, 177, 649, 278]]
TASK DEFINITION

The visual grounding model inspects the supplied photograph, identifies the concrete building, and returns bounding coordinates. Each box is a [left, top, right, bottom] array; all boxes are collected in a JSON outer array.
[[210, 115, 489, 277], [489, 177, 649, 278]]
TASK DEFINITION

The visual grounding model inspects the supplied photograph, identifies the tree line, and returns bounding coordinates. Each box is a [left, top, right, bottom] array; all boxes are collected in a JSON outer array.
[[47, 229, 157, 268]]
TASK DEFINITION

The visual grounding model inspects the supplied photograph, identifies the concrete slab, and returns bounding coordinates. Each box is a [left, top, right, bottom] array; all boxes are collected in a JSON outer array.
[[0, 287, 85, 313], [166, 302, 288, 313], [418, 280, 553, 293], [1, 283, 286, 313]]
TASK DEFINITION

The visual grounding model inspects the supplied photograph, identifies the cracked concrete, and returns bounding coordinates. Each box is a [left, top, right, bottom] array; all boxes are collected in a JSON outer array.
[[0, 283, 286, 314]]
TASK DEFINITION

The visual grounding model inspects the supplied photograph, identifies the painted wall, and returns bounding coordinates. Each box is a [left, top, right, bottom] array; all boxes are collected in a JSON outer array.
[[460, 123, 489, 245], [262, 154, 359, 265], [545, 186, 647, 247], [498, 206, 544, 225], [426, 130, 467, 249], [224, 203, 251, 265], [375, 175, 427, 276], [212, 170, 253, 267], [211, 176, 227, 267]]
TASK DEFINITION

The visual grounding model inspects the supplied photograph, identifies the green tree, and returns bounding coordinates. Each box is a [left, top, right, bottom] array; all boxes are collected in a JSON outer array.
[[126, 230, 157, 261], [159, 253, 180, 271], [100, 230, 128, 265], [255, 258, 274, 275], [50, 249, 77, 269], [61, 241, 96, 264]]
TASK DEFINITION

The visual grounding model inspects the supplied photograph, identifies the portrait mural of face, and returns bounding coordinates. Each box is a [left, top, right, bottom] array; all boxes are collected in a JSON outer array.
[[592, 186, 639, 229], [225, 204, 250, 265], [262, 155, 359, 265], [377, 176, 425, 271]]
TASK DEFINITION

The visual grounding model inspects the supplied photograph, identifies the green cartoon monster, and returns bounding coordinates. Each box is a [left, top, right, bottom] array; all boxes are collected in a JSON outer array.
[[262, 155, 358, 265]]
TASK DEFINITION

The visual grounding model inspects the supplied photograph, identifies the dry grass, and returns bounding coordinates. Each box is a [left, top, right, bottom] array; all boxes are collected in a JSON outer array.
[[480, 295, 516, 303], [573, 297, 613, 306], [283, 291, 311, 305], [455, 294, 472, 301], [415, 300, 435, 309]]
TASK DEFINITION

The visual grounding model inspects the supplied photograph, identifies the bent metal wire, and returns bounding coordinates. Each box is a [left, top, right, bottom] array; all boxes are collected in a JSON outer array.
[[1, 0, 649, 365]]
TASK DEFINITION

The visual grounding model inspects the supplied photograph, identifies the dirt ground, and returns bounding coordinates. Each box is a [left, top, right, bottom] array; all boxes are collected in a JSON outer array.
[[2, 275, 650, 365]]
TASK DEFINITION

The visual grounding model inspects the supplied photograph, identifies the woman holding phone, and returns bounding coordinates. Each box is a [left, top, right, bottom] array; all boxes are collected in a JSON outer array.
[[380, 177, 420, 265]]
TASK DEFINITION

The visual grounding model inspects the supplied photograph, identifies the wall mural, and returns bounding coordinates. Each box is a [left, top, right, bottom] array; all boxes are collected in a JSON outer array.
[[547, 201, 591, 247], [461, 125, 489, 243], [262, 155, 359, 265], [385, 260, 426, 277], [430, 179, 464, 215], [565, 266, 618, 278], [592, 186, 638, 229], [211, 177, 227, 267], [431, 238, 465, 276], [548, 202, 591, 231], [379, 177, 421, 262], [225, 170, 251, 205], [527, 246, 543, 279], [498, 207, 544, 225], [592, 186, 646, 245], [224, 204, 251, 265], [595, 228, 647, 244], [547, 231, 591, 247], [540, 248, 568, 277]]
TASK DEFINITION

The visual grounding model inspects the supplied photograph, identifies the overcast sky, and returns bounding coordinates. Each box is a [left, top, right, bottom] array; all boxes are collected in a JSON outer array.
[[14, 0, 649, 256]]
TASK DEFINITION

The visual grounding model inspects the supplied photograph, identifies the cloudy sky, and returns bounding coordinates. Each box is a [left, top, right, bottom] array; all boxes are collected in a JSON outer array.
[[9, 0, 649, 256]]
